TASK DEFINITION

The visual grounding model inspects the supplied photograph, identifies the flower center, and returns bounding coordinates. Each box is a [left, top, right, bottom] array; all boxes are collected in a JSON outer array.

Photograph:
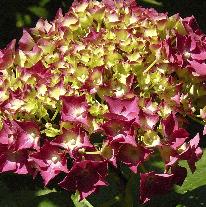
[[51, 155, 59, 163], [183, 51, 191, 59], [28, 131, 37, 140], [72, 107, 85, 117]]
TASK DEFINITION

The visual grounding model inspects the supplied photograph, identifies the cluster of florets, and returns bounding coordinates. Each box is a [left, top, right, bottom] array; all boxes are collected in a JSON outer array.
[[0, 0, 205, 204]]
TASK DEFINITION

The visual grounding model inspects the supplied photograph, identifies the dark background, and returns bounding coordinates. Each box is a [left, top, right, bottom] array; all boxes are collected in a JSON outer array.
[[0, 0, 206, 48]]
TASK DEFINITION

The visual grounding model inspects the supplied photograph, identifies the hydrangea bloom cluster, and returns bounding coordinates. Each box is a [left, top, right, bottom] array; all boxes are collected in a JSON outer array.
[[0, 0, 205, 204]]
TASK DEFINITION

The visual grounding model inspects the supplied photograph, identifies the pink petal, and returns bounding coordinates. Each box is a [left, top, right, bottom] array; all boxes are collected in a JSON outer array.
[[188, 60, 206, 76], [61, 95, 89, 126], [203, 125, 206, 136], [19, 29, 35, 51], [191, 52, 206, 60], [105, 96, 139, 123], [0, 39, 16, 70], [13, 121, 40, 150]]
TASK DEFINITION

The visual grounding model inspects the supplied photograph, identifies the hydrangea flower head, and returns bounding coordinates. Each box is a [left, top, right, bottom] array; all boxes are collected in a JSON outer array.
[[0, 0, 205, 204]]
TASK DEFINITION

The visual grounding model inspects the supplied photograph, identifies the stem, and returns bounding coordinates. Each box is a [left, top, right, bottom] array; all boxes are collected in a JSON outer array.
[[51, 103, 60, 121], [51, 108, 59, 121], [97, 22, 101, 32], [187, 114, 205, 126], [143, 59, 157, 74], [139, 164, 147, 173], [84, 151, 101, 155], [109, 162, 128, 183]]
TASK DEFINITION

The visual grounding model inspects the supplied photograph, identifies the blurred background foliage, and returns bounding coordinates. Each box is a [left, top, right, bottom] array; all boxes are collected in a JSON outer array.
[[0, 0, 206, 48], [0, 0, 206, 207]]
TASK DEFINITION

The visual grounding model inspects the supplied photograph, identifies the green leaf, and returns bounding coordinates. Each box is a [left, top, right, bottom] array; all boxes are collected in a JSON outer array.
[[71, 192, 94, 207], [28, 6, 48, 18], [0, 174, 72, 207], [141, 0, 163, 6], [124, 174, 139, 207], [39, 0, 50, 7]]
